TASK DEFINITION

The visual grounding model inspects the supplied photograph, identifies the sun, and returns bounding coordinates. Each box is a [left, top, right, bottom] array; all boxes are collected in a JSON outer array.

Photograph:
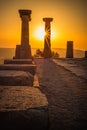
[[34, 27, 45, 40], [34, 26, 56, 41]]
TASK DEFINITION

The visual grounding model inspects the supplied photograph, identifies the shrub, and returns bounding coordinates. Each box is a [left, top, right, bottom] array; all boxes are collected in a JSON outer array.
[[52, 51, 59, 58], [34, 49, 59, 58], [34, 49, 43, 57]]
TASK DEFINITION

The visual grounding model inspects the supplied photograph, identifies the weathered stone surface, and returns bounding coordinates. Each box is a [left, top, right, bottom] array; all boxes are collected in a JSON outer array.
[[4, 59, 32, 64], [0, 86, 48, 130], [0, 70, 34, 86], [0, 64, 36, 75]]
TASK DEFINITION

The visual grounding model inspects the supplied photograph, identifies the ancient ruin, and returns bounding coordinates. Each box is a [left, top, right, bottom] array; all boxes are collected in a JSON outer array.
[[43, 18, 53, 58], [66, 41, 73, 58], [0, 10, 48, 129], [0, 10, 37, 85], [14, 10, 32, 59]]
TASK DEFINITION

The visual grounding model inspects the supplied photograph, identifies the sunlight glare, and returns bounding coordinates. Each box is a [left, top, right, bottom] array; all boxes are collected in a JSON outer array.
[[35, 27, 45, 40], [34, 26, 56, 41]]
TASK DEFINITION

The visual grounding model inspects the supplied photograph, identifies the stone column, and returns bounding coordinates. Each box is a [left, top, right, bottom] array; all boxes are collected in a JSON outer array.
[[19, 10, 31, 46], [66, 41, 73, 58], [14, 10, 32, 59], [43, 18, 53, 58], [85, 51, 87, 58]]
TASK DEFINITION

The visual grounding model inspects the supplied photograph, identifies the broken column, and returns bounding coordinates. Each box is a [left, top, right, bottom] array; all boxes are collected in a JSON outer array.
[[66, 41, 73, 58], [14, 10, 32, 59], [43, 18, 53, 58], [85, 51, 87, 58]]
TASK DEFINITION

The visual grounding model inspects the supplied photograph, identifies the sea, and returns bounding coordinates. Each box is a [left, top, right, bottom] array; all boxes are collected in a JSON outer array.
[[0, 48, 85, 64]]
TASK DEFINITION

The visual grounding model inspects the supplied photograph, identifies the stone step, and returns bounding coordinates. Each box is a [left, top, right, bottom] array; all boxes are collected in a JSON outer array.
[[4, 59, 33, 64], [0, 64, 36, 75], [0, 70, 34, 86], [0, 86, 48, 130]]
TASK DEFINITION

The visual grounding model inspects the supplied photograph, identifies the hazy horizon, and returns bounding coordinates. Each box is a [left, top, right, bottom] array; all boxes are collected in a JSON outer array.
[[0, 47, 86, 51], [0, 48, 85, 60]]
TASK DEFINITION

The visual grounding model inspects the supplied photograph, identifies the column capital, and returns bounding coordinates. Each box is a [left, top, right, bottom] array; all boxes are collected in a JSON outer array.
[[19, 9, 32, 21], [43, 18, 53, 22]]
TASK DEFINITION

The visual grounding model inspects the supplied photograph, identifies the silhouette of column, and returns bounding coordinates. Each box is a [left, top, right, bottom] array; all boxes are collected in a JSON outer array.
[[15, 10, 32, 59], [43, 18, 53, 58], [66, 41, 73, 58], [85, 51, 87, 58]]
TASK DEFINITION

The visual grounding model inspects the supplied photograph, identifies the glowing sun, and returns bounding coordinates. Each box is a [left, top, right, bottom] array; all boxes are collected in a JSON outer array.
[[34, 26, 56, 40], [35, 27, 45, 40]]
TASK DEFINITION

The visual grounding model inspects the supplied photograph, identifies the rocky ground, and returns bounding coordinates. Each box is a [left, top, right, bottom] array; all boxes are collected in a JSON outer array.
[[35, 58, 87, 130]]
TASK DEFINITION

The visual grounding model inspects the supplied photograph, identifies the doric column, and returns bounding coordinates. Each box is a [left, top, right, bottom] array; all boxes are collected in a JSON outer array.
[[14, 10, 32, 59], [66, 41, 74, 58], [43, 18, 53, 58], [19, 10, 31, 46]]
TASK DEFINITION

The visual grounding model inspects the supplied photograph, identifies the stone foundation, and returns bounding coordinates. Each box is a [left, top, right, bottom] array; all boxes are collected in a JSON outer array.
[[14, 44, 32, 59]]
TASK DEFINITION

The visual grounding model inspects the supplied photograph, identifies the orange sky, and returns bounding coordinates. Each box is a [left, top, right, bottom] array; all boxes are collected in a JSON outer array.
[[0, 0, 87, 50]]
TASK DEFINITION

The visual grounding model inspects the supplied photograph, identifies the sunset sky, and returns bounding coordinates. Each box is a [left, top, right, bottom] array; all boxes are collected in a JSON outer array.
[[0, 0, 87, 50]]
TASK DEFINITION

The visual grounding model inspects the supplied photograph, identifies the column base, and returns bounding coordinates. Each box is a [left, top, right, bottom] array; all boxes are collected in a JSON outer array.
[[14, 44, 32, 59]]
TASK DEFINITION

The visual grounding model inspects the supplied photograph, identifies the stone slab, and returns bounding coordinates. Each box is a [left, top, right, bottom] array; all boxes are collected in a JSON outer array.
[[0, 64, 36, 75], [0, 70, 34, 86], [4, 59, 32, 64], [0, 86, 48, 130]]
